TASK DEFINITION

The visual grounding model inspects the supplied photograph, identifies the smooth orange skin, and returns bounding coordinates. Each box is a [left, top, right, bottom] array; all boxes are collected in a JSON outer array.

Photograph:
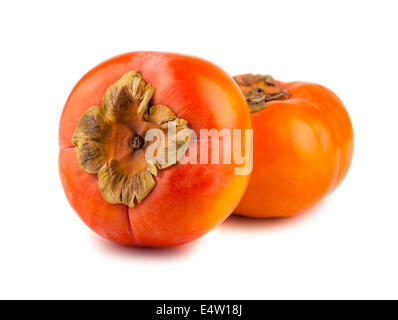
[[59, 52, 251, 247], [235, 80, 353, 218]]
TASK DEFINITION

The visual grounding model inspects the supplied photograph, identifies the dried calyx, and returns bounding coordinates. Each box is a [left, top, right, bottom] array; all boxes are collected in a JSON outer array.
[[72, 71, 191, 207], [233, 74, 290, 112]]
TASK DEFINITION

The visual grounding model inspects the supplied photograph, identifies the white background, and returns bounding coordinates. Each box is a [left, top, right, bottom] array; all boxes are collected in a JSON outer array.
[[1, 0, 397, 299]]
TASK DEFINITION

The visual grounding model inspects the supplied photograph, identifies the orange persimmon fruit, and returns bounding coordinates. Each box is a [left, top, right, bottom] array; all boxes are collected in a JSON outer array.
[[233, 74, 353, 218], [59, 52, 251, 247]]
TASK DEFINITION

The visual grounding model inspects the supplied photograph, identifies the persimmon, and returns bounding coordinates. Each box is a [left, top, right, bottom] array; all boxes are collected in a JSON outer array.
[[59, 52, 251, 247], [233, 74, 353, 218]]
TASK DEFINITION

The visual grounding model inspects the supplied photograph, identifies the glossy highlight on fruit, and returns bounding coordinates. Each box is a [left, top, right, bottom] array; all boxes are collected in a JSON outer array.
[[233, 74, 353, 218], [59, 52, 251, 247]]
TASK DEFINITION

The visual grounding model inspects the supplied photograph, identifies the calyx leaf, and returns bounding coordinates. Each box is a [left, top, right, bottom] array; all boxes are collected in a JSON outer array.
[[71, 105, 108, 173]]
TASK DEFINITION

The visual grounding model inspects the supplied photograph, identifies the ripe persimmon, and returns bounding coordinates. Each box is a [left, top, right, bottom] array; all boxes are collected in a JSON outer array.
[[233, 74, 353, 218], [59, 52, 251, 247]]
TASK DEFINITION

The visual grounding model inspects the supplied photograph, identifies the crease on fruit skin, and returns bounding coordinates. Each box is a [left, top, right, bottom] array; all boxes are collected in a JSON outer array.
[[59, 145, 142, 246], [283, 81, 352, 193], [285, 97, 341, 191], [59, 148, 125, 244], [60, 144, 76, 150], [124, 204, 143, 246]]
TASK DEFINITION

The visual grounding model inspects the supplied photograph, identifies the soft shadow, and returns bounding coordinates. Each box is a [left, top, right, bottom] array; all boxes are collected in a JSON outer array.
[[91, 200, 329, 256], [91, 234, 201, 260], [219, 199, 329, 232]]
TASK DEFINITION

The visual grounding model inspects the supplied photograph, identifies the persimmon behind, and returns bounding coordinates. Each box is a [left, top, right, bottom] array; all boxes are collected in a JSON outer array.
[[233, 74, 353, 218]]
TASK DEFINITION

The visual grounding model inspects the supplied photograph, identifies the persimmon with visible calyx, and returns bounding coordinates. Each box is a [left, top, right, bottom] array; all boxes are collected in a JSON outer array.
[[233, 74, 353, 218], [59, 52, 251, 247]]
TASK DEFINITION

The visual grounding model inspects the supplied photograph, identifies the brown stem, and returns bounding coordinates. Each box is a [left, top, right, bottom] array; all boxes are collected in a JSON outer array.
[[128, 134, 145, 150]]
